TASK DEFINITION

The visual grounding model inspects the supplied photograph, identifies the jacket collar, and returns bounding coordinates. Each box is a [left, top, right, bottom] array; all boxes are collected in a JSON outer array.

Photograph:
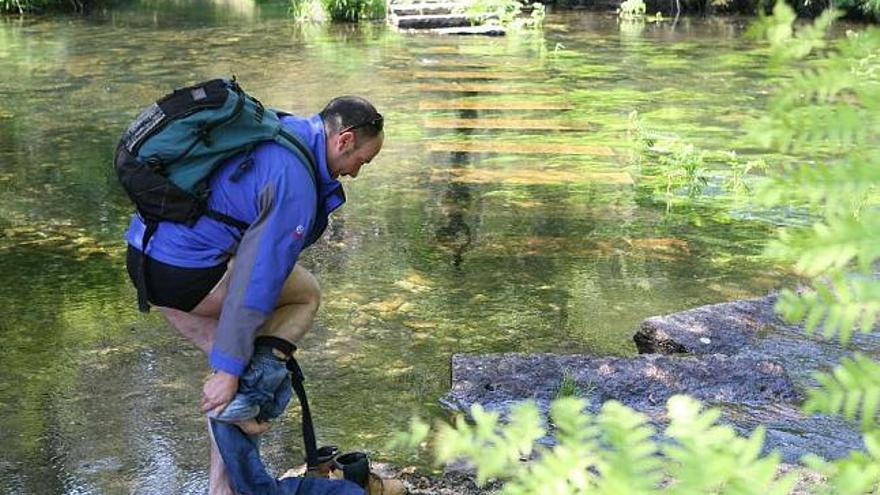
[[280, 114, 345, 215]]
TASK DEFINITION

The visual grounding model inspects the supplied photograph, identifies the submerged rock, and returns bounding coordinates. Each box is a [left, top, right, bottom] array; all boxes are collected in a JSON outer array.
[[441, 293, 878, 462]]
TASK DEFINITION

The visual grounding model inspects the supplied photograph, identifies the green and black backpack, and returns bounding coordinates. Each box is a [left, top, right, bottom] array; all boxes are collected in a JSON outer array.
[[115, 78, 317, 311]]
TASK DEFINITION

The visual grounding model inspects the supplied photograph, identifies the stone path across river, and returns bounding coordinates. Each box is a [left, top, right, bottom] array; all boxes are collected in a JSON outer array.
[[388, 0, 506, 35]]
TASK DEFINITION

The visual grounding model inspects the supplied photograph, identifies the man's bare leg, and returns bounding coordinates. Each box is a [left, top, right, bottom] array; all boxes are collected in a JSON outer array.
[[156, 263, 320, 495], [160, 285, 235, 495], [260, 265, 322, 343]]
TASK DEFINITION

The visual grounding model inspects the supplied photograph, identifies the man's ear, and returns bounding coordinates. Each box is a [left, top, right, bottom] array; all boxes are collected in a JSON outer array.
[[337, 131, 355, 152]]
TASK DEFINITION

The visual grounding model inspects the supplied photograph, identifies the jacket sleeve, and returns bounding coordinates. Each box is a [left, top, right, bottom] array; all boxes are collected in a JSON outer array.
[[208, 149, 318, 376]]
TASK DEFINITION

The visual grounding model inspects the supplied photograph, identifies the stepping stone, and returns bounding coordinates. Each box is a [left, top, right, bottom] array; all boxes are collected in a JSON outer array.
[[423, 118, 590, 130], [417, 82, 561, 94], [428, 25, 506, 36], [392, 14, 474, 29], [414, 70, 528, 80], [419, 100, 574, 110], [420, 46, 461, 53], [390, 2, 457, 15], [431, 168, 633, 185], [427, 141, 616, 156], [417, 60, 500, 68], [465, 236, 689, 257]]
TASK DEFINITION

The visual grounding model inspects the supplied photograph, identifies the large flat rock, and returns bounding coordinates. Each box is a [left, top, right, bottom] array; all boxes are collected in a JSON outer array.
[[393, 14, 474, 29], [442, 353, 862, 462], [441, 292, 879, 462], [443, 353, 800, 413], [427, 25, 506, 36]]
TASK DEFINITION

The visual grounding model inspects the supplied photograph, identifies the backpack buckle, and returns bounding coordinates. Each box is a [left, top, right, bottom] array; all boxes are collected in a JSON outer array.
[[145, 156, 164, 173]]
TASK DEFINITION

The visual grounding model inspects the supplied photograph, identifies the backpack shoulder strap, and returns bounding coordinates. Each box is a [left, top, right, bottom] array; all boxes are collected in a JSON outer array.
[[273, 112, 318, 189]]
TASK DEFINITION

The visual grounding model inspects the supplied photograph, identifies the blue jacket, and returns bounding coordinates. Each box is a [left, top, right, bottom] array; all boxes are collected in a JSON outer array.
[[126, 114, 345, 376]]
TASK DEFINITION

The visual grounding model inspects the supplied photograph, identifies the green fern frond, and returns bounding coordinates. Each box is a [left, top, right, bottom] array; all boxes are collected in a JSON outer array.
[[766, 215, 880, 277], [662, 396, 796, 494], [774, 66, 859, 107], [775, 276, 880, 342], [434, 402, 546, 485], [803, 431, 880, 494], [505, 397, 600, 494], [804, 354, 880, 429], [766, 103, 873, 152], [593, 401, 663, 494], [758, 155, 880, 209], [759, 2, 839, 61]]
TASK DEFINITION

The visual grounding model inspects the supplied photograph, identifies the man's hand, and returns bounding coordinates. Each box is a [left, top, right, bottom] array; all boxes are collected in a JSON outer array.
[[201, 371, 238, 415]]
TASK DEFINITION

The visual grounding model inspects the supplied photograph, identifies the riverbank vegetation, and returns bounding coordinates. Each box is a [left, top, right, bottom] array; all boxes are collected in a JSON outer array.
[[0, 0, 110, 13], [1, 0, 878, 22], [287, 0, 384, 21], [396, 4, 880, 493]]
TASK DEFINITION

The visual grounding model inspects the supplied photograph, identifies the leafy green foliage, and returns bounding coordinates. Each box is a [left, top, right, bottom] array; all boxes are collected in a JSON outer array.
[[289, 0, 327, 21], [801, 431, 880, 495], [627, 112, 768, 210], [723, 152, 769, 197], [435, 402, 544, 485], [776, 277, 880, 342], [657, 143, 710, 199], [387, 416, 431, 451], [0, 0, 109, 13], [753, 2, 880, 342], [804, 354, 880, 429], [316, 0, 384, 21], [398, 396, 797, 494], [663, 396, 797, 494], [755, 4, 880, 493]]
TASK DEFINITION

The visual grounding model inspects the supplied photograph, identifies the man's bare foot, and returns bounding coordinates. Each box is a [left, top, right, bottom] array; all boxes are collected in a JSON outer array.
[[234, 419, 270, 436]]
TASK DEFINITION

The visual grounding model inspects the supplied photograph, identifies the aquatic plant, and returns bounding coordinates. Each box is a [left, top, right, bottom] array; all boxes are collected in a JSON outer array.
[[618, 0, 646, 18], [723, 151, 769, 197], [628, 112, 764, 211], [289, 0, 327, 21], [554, 371, 584, 399], [291, 0, 384, 21]]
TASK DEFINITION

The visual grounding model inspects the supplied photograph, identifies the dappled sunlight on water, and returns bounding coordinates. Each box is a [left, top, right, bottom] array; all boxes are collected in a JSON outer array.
[[0, 5, 814, 493]]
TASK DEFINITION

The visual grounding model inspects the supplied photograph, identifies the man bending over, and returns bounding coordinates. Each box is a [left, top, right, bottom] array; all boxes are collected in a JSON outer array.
[[124, 96, 384, 494]]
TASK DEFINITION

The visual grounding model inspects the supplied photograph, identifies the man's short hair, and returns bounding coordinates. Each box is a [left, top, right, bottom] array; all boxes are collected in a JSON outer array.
[[320, 96, 383, 140]]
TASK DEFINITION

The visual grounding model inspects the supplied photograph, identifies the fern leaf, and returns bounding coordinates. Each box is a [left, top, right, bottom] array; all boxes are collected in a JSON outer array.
[[594, 401, 663, 494], [663, 396, 789, 494], [776, 277, 880, 343], [775, 216, 880, 277], [804, 354, 880, 429], [805, 433, 880, 495], [758, 154, 880, 210]]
